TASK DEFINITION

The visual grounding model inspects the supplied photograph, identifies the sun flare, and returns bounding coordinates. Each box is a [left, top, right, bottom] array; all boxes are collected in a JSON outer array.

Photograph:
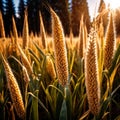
[[104, 0, 120, 9]]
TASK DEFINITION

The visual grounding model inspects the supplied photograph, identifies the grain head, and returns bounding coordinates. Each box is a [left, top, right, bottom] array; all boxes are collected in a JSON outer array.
[[0, 11, 5, 38], [46, 55, 56, 80], [51, 8, 69, 87], [85, 27, 100, 115], [17, 44, 33, 75], [39, 12, 47, 49], [2, 55, 25, 118], [104, 12, 116, 69], [22, 10, 29, 49], [12, 17, 18, 44]]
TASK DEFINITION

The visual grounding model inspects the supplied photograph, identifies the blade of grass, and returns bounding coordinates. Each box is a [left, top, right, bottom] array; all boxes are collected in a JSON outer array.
[[33, 42, 45, 58], [79, 110, 90, 120], [28, 92, 50, 115], [64, 85, 72, 120], [59, 99, 67, 120], [28, 48, 41, 63]]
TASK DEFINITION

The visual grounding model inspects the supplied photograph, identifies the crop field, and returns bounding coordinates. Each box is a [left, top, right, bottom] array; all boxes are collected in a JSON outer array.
[[0, 5, 120, 120]]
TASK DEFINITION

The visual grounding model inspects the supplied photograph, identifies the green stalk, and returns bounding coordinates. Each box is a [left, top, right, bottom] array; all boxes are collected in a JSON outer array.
[[25, 83, 28, 120], [108, 75, 112, 120], [64, 85, 72, 120], [29, 76, 39, 120], [32, 90, 39, 120]]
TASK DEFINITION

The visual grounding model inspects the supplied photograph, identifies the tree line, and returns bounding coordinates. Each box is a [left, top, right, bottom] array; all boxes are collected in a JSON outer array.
[[0, 0, 91, 37], [0, 0, 120, 37]]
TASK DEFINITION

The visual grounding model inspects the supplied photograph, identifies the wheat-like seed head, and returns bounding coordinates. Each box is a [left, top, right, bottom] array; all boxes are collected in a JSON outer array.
[[39, 12, 47, 49], [78, 15, 84, 58], [8, 30, 18, 54], [70, 29, 73, 45], [46, 55, 56, 80], [85, 27, 100, 115], [0, 11, 5, 38], [98, 19, 104, 40], [0, 40, 4, 54], [47, 36, 54, 53], [104, 12, 116, 69], [83, 24, 88, 54], [12, 17, 18, 44], [2, 55, 25, 118], [69, 28, 74, 49], [23, 10, 29, 49], [51, 8, 69, 87], [97, 20, 104, 54], [17, 44, 33, 75]]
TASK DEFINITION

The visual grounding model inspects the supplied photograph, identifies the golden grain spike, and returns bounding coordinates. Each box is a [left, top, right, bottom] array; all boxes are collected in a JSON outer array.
[[39, 12, 47, 49], [1, 55, 25, 118], [17, 44, 33, 75], [78, 15, 84, 58], [85, 28, 100, 115], [97, 19, 104, 52], [99, 19, 104, 40], [0, 40, 4, 54], [12, 16, 18, 44], [22, 10, 29, 49], [46, 55, 56, 80], [104, 12, 115, 69], [70, 28, 73, 45], [0, 11, 5, 38], [83, 24, 88, 54], [51, 8, 69, 87]]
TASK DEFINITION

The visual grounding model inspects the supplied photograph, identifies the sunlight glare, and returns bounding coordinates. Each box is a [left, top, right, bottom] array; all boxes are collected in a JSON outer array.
[[104, 0, 120, 9]]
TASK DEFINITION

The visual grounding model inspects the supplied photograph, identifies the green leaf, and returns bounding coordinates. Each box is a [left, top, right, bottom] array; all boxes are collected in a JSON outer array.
[[111, 84, 120, 97], [109, 63, 119, 90], [59, 99, 67, 120], [65, 86, 72, 120], [28, 92, 49, 114], [101, 112, 109, 119], [79, 110, 90, 120], [97, 97, 110, 119], [28, 48, 41, 62], [28, 91, 39, 120], [48, 85, 64, 97], [109, 44, 120, 77], [70, 51, 75, 73], [33, 42, 45, 58]]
